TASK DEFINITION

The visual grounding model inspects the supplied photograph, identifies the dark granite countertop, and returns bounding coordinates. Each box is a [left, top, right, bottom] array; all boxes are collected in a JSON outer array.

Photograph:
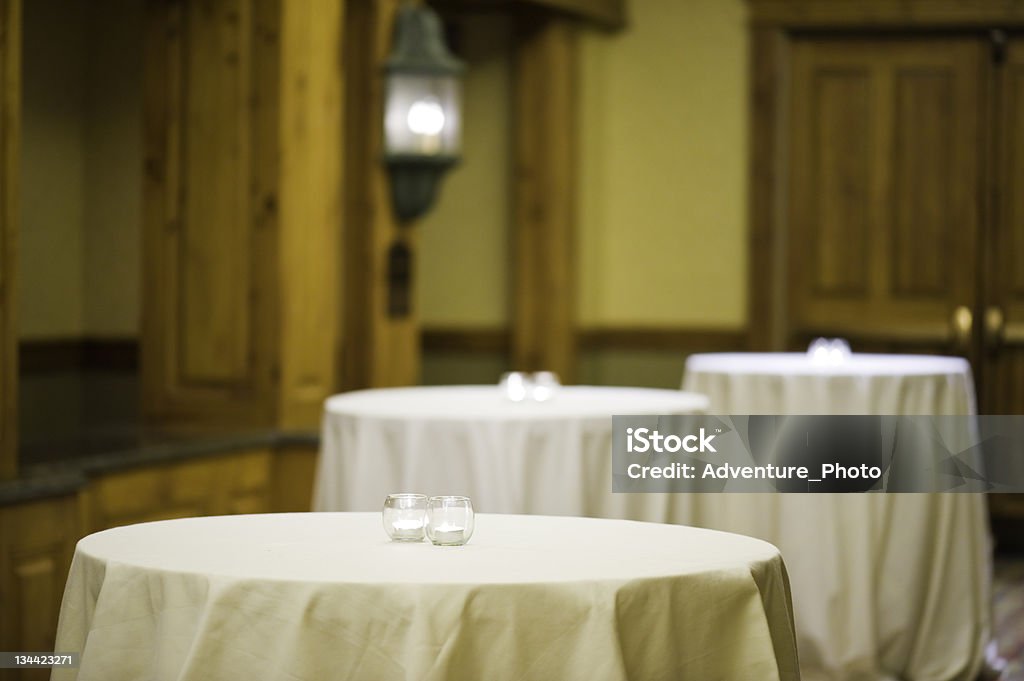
[[0, 429, 320, 507]]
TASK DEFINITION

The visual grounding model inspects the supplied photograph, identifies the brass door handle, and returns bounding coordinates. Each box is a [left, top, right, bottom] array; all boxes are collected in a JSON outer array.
[[984, 306, 1005, 354], [950, 305, 973, 353]]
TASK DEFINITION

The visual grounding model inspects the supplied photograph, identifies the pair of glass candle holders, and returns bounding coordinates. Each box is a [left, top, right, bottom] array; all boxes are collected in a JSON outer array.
[[383, 494, 474, 546], [499, 371, 560, 402], [807, 337, 852, 365]]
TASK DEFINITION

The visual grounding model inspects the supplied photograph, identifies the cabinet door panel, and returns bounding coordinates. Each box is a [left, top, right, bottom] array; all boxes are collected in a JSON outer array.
[[789, 37, 983, 348], [0, 496, 77, 681]]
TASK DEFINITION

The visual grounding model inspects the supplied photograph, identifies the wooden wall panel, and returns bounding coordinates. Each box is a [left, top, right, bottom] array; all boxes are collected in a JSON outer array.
[[0, 0, 19, 480], [144, 0, 343, 428], [144, 0, 273, 425], [180, 0, 253, 384], [512, 18, 577, 379]]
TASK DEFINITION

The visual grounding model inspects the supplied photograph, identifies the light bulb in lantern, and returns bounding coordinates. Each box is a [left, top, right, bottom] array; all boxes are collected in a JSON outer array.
[[407, 98, 446, 136]]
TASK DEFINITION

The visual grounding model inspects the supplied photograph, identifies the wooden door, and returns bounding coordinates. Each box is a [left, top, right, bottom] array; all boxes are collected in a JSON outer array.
[[982, 37, 1024, 414], [787, 36, 985, 357]]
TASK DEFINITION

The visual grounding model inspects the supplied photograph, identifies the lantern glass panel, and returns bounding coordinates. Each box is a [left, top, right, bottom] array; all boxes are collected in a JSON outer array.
[[385, 73, 461, 157]]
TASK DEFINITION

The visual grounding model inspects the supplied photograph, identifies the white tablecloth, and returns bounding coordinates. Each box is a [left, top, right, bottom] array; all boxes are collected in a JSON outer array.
[[314, 386, 708, 516], [54, 513, 800, 681], [683, 352, 993, 681]]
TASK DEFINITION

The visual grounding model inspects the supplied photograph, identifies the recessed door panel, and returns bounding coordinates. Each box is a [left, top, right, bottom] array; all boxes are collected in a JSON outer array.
[[789, 37, 983, 348], [983, 39, 1024, 413]]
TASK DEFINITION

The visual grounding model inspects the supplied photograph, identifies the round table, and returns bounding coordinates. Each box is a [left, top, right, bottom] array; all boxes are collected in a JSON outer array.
[[53, 513, 799, 681], [682, 352, 993, 681], [313, 385, 708, 516]]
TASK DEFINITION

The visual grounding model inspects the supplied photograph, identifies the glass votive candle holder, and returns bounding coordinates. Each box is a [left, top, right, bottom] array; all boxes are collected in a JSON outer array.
[[383, 493, 428, 542], [807, 337, 831, 363], [530, 371, 561, 402], [499, 372, 530, 402], [829, 338, 851, 362], [425, 496, 475, 546]]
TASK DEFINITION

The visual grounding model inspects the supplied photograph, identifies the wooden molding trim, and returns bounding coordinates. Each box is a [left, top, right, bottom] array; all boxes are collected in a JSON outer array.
[[429, 0, 626, 29], [19, 338, 139, 374], [578, 326, 749, 353], [750, 0, 1024, 27], [423, 326, 749, 354], [22, 327, 749, 372], [422, 327, 512, 354]]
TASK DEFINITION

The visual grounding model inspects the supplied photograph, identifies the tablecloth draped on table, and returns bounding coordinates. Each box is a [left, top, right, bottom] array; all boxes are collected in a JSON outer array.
[[53, 513, 800, 681], [682, 353, 993, 681], [313, 386, 708, 519]]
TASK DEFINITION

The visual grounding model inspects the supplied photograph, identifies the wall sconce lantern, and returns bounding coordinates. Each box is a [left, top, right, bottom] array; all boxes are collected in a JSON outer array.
[[384, 4, 465, 222]]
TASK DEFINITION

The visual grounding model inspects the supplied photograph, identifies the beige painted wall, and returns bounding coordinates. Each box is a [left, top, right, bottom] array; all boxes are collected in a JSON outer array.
[[19, 0, 88, 339], [420, 0, 748, 330], [18, 0, 142, 340], [82, 0, 143, 338], [419, 14, 513, 327], [577, 0, 748, 328]]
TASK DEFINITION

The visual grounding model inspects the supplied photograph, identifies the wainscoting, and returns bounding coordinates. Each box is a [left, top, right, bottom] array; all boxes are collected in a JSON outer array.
[[422, 325, 748, 388]]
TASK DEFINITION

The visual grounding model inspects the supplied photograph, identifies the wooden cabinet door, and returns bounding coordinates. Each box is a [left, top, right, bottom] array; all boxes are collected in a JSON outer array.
[[787, 37, 985, 354], [983, 37, 1024, 414], [0, 496, 77, 681]]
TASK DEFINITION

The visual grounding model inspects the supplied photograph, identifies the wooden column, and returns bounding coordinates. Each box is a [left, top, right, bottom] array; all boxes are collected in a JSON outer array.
[[340, 0, 420, 389], [0, 0, 19, 479], [142, 0, 343, 429], [276, 0, 345, 426], [747, 26, 786, 351], [512, 17, 577, 379]]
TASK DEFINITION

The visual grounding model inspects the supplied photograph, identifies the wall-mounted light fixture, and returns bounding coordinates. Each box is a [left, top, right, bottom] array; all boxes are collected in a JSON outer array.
[[384, 3, 464, 223]]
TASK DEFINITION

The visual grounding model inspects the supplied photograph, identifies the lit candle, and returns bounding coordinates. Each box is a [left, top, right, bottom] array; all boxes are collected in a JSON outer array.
[[390, 518, 425, 541], [432, 523, 465, 545]]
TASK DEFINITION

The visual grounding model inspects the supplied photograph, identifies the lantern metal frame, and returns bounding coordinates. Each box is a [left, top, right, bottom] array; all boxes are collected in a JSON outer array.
[[383, 4, 465, 222]]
